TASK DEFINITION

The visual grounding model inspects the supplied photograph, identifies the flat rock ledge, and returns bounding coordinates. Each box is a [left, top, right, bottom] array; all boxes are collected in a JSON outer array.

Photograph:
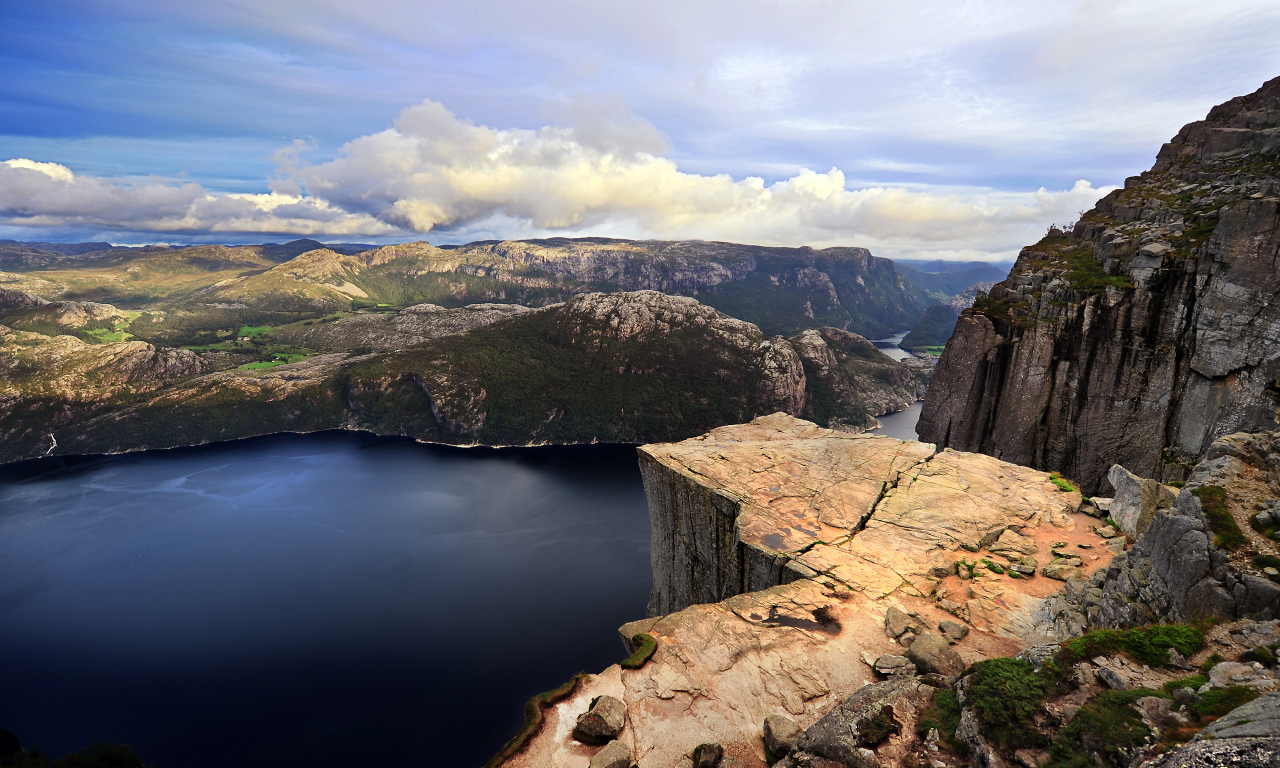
[[506, 414, 1118, 768]]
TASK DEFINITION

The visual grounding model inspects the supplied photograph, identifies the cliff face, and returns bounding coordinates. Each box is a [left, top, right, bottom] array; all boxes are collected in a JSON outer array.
[[0, 291, 925, 463], [638, 413, 1103, 631], [510, 414, 1118, 767], [919, 76, 1280, 493]]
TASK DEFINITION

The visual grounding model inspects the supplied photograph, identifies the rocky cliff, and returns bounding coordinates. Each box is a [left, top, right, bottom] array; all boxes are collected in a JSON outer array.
[[919, 76, 1280, 493], [0, 291, 924, 464], [506, 414, 1122, 767]]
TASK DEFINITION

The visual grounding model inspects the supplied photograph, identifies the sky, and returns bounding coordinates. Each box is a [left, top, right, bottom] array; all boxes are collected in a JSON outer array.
[[1, 0, 1277, 260]]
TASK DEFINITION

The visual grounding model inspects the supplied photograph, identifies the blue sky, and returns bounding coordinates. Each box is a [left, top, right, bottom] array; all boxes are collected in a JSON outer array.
[[1, 0, 1277, 259]]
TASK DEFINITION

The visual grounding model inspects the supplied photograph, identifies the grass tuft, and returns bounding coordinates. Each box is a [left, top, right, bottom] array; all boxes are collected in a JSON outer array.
[[621, 633, 657, 669], [1193, 485, 1246, 549]]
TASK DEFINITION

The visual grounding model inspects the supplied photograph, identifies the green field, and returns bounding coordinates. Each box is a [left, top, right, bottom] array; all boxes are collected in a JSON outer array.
[[238, 325, 272, 338]]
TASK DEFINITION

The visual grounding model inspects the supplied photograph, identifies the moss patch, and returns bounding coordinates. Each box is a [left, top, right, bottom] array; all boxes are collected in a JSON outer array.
[[621, 633, 657, 669], [1059, 625, 1204, 667], [1193, 485, 1246, 549], [482, 672, 589, 768]]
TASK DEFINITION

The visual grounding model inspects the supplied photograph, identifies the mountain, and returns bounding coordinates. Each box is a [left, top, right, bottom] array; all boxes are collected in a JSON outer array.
[[919, 76, 1280, 493], [3, 237, 948, 339], [899, 282, 996, 352], [0, 290, 926, 463], [892, 260, 1010, 304]]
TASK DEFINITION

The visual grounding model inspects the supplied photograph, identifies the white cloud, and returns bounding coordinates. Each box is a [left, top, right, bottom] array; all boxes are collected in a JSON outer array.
[[0, 99, 1114, 259], [288, 99, 1113, 258], [0, 159, 397, 237]]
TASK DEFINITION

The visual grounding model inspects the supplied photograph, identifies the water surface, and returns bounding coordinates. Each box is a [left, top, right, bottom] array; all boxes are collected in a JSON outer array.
[[869, 331, 912, 362], [0, 432, 652, 767], [869, 401, 923, 441]]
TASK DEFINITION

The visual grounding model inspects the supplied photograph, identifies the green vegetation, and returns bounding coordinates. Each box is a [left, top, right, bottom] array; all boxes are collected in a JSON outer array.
[[1241, 645, 1277, 666], [237, 325, 271, 338], [900, 305, 957, 352], [969, 658, 1049, 749], [1252, 553, 1280, 569], [916, 688, 964, 751], [1193, 485, 1246, 549], [1048, 689, 1168, 768], [481, 672, 589, 768], [621, 633, 657, 669], [1059, 625, 1204, 667], [1191, 686, 1258, 718], [1049, 472, 1078, 493], [1162, 674, 1206, 693], [855, 705, 900, 747], [1168, 480, 1186, 489]]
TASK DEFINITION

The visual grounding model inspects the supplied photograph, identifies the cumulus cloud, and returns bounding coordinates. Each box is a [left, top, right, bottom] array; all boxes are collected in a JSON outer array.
[[0, 99, 1114, 258], [0, 159, 397, 237], [290, 99, 1113, 257]]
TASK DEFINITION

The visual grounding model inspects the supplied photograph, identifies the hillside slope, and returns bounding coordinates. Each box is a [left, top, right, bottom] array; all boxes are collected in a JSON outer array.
[[0, 291, 924, 463]]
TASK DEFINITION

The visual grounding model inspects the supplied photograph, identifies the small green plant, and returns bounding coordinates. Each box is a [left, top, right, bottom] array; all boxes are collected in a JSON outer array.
[[1241, 645, 1277, 666], [621, 633, 658, 669], [1252, 554, 1280, 569], [1162, 674, 1206, 693], [970, 658, 1048, 748], [1193, 485, 1247, 549], [1201, 653, 1223, 673], [1169, 480, 1186, 489], [917, 688, 964, 751], [856, 705, 900, 747], [1049, 471, 1078, 493], [981, 558, 1006, 575], [1191, 686, 1258, 718]]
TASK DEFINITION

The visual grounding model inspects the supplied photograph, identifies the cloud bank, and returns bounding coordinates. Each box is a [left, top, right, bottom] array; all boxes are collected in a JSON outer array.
[[0, 101, 1113, 259]]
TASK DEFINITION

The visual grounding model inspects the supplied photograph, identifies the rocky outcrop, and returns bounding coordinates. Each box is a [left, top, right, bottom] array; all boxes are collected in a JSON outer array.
[[788, 327, 928, 432], [919, 76, 1280, 493], [281, 302, 531, 352], [1144, 692, 1280, 768], [1106, 464, 1178, 537], [1047, 429, 1280, 630], [638, 413, 1102, 632], [504, 414, 1120, 767]]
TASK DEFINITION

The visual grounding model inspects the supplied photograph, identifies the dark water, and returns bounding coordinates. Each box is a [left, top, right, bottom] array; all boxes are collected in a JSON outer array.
[[869, 401, 923, 441], [0, 432, 653, 768]]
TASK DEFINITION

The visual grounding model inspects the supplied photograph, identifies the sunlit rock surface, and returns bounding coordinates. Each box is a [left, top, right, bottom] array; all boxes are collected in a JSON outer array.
[[509, 414, 1119, 768]]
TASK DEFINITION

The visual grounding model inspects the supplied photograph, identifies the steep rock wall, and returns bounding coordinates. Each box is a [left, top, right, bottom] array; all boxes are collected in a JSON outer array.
[[919, 76, 1280, 493]]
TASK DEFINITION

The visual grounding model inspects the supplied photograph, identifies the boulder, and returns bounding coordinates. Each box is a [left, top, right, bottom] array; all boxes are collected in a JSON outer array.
[[1107, 464, 1177, 537], [1143, 692, 1280, 768], [790, 677, 931, 767], [906, 632, 967, 677], [589, 739, 632, 768], [1042, 562, 1083, 581], [885, 606, 914, 638], [873, 654, 916, 676], [763, 715, 801, 757], [695, 742, 723, 768], [989, 529, 1039, 557], [574, 695, 627, 745], [1095, 666, 1131, 691], [939, 620, 970, 643]]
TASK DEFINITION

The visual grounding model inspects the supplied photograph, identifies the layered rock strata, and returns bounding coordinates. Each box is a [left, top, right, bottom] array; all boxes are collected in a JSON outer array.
[[509, 414, 1118, 767], [919, 76, 1280, 493]]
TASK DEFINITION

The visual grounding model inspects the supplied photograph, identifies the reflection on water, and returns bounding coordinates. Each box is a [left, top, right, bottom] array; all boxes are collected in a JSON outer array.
[[0, 433, 652, 768], [870, 331, 912, 362], [869, 400, 923, 441]]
